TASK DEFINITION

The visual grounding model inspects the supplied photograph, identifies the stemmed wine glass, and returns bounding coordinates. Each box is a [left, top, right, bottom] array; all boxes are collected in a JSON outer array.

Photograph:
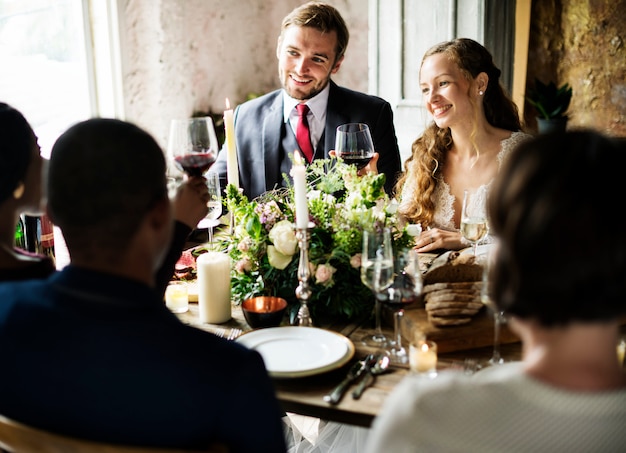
[[197, 172, 222, 244], [360, 227, 394, 347], [167, 117, 220, 233], [334, 123, 375, 170], [381, 248, 423, 364], [461, 189, 488, 256], [168, 117, 219, 177], [480, 247, 505, 366]]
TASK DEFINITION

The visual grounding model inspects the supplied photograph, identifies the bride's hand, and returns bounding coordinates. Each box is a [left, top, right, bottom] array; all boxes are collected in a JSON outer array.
[[414, 228, 466, 253]]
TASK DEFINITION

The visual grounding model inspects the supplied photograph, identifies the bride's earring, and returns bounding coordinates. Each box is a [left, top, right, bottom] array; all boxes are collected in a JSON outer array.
[[12, 182, 25, 200]]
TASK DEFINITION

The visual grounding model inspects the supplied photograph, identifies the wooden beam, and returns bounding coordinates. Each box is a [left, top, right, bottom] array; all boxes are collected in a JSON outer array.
[[513, 0, 532, 120]]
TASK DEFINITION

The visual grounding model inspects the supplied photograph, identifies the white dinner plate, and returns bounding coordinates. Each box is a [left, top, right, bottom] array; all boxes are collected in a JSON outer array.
[[235, 326, 355, 378]]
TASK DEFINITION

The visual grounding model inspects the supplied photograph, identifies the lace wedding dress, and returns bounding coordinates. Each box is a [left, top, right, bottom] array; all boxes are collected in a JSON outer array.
[[399, 131, 531, 232]]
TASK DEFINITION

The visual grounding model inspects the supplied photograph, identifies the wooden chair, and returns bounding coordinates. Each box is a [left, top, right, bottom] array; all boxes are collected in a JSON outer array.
[[0, 414, 228, 453]]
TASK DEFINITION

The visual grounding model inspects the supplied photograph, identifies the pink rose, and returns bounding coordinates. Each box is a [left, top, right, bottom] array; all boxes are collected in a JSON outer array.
[[350, 253, 362, 269], [235, 257, 252, 274], [315, 263, 337, 286]]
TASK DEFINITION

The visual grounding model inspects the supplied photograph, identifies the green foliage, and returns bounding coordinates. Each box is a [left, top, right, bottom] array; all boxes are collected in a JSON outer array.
[[525, 78, 573, 119], [216, 158, 415, 322]]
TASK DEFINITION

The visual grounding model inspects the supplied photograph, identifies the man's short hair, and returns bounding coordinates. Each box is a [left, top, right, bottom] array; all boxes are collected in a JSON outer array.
[[280, 1, 349, 64], [48, 118, 167, 255]]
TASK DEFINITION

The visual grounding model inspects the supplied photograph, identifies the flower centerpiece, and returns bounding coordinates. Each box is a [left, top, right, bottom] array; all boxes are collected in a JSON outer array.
[[220, 158, 415, 323]]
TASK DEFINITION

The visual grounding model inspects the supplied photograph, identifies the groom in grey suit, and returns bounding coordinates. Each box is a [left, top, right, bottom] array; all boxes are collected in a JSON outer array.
[[211, 2, 401, 200]]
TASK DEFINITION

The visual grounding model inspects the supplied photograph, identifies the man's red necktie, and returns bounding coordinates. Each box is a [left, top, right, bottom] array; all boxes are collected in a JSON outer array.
[[296, 103, 314, 163]]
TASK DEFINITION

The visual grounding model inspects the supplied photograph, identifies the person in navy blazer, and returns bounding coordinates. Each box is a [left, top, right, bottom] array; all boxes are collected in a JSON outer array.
[[211, 2, 401, 200], [0, 118, 286, 453]]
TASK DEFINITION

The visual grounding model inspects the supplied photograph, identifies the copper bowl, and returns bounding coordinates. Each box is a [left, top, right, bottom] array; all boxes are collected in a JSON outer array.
[[242, 296, 288, 329]]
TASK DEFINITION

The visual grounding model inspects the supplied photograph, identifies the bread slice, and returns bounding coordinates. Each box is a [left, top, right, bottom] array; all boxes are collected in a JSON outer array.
[[426, 301, 483, 310], [423, 281, 483, 293], [428, 315, 473, 327], [424, 290, 481, 303], [423, 251, 484, 285]]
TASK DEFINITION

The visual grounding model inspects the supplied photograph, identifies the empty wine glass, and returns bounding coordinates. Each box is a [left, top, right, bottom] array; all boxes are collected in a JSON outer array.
[[461, 189, 488, 256], [334, 123, 375, 170], [197, 172, 222, 244], [360, 227, 394, 348], [480, 247, 505, 366], [381, 248, 423, 364]]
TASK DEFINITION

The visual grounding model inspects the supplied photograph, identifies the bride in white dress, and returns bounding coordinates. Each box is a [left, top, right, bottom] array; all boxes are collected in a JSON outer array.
[[396, 38, 531, 254]]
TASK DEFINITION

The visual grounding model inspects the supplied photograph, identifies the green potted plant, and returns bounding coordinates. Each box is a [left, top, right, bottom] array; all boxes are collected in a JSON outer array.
[[526, 78, 573, 133]]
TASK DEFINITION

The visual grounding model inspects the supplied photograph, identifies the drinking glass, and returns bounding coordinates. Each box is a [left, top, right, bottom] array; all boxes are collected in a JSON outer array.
[[480, 248, 505, 366], [334, 123, 375, 170], [461, 189, 488, 256], [360, 227, 394, 347], [167, 117, 219, 178], [197, 172, 222, 243], [380, 248, 423, 364], [165, 281, 189, 314]]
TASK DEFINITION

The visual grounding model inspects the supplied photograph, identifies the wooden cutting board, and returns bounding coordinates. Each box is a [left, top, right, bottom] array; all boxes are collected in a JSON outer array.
[[382, 304, 520, 354]]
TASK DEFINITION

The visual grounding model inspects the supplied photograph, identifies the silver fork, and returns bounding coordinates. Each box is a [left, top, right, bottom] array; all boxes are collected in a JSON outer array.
[[227, 328, 242, 341], [214, 328, 226, 338]]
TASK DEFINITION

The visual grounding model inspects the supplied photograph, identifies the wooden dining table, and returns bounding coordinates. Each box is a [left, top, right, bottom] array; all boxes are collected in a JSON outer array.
[[175, 300, 524, 428]]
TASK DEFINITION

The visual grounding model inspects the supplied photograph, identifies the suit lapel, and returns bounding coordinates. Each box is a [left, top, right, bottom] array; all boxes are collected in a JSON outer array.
[[324, 82, 349, 157], [262, 95, 284, 193]]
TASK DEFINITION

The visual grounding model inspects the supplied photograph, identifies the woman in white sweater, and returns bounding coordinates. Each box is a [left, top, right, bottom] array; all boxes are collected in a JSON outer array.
[[367, 129, 626, 452]]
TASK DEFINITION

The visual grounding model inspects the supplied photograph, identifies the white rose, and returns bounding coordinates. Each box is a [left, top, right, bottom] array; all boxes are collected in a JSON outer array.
[[267, 245, 293, 270], [386, 198, 399, 214], [268, 220, 298, 256], [406, 223, 423, 237]]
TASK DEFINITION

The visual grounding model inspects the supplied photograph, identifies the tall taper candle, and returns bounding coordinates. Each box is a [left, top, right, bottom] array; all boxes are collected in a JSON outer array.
[[290, 151, 309, 228], [224, 98, 239, 188]]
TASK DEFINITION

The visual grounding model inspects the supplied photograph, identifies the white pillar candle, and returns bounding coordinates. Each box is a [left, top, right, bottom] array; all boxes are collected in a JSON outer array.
[[410, 340, 438, 374], [196, 251, 232, 323], [224, 98, 239, 189], [290, 151, 309, 228]]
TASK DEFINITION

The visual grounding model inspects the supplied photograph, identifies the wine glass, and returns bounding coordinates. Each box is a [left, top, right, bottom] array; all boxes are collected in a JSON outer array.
[[360, 227, 394, 348], [197, 172, 222, 244], [167, 117, 219, 178], [480, 247, 505, 366], [334, 123, 375, 170], [461, 189, 488, 256], [380, 248, 423, 364]]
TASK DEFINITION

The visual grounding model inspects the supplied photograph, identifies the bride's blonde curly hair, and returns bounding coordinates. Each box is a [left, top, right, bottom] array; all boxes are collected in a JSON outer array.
[[395, 38, 522, 227]]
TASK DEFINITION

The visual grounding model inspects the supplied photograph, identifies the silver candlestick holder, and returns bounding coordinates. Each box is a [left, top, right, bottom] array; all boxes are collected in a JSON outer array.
[[294, 224, 314, 326]]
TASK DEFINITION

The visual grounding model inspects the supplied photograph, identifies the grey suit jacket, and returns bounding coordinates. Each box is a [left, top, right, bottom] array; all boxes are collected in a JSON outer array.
[[211, 81, 402, 199]]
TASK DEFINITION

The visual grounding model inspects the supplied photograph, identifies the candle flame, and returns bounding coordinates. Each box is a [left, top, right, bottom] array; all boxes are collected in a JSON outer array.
[[225, 98, 231, 110], [294, 150, 303, 166]]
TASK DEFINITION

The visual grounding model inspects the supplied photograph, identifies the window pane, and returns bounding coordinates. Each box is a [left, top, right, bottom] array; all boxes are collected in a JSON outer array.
[[0, 0, 91, 157]]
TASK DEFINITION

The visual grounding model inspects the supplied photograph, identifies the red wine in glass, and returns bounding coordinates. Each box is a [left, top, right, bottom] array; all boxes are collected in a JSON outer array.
[[338, 153, 373, 170], [168, 117, 219, 178], [381, 248, 422, 364], [335, 123, 375, 170], [174, 152, 216, 177]]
